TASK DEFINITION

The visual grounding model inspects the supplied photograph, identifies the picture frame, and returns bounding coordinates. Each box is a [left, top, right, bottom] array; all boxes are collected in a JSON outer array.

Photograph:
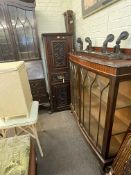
[[81, 0, 120, 18]]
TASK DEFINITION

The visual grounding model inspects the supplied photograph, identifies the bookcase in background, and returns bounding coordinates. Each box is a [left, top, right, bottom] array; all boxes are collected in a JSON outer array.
[[0, 0, 48, 105]]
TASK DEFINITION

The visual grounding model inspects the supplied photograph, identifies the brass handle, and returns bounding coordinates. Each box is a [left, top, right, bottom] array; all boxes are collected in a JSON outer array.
[[57, 75, 65, 83], [57, 75, 64, 80], [57, 36, 60, 39]]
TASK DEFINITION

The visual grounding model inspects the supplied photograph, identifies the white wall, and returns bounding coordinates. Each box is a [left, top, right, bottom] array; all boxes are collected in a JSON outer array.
[[71, 0, 131, 49], [35, 0, 71, 91], [35, 0, 71, 34], [35, 0, 131, 91]]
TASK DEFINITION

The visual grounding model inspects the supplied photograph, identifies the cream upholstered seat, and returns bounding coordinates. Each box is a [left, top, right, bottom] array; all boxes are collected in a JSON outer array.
[[0, 135, 31, 175]]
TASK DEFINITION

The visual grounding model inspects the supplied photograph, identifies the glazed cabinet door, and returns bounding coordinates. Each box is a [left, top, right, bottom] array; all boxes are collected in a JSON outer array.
[[79, 66, 110, 153], [0, 1, 16, 62], [51, 83, 70, 111], [6, 0, 40, 60], [70, 61, 80, 120]]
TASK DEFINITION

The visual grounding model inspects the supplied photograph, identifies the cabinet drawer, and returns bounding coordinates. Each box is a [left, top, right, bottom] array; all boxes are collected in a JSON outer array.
[[31, 88, 46, 96], [51, 83, 70, 111], [30, 79, 46, 91], [29, 79, 48, 104], [51, 72, 70, 83], [33, 94, 48, 104]]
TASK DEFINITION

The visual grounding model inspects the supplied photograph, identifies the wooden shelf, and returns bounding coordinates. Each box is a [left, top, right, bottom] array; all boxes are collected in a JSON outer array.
[[116, 93, 131, 109], [82, 93, 129, 135], [112, 117, 128, 135], [92, 86, 131, 109], [109, 133, 125, 157], [115, 107, 131, 125]]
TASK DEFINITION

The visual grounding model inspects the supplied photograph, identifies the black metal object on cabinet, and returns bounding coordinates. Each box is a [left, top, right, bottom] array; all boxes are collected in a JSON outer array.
[[85, 37, 93, 52], [76, 37, 83, 51], [114, 31, 129, 55], [101, 34, 114, 53]]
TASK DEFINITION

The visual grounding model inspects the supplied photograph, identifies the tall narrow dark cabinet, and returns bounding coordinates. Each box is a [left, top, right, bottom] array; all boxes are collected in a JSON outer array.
[[42, 33, 73, 112]]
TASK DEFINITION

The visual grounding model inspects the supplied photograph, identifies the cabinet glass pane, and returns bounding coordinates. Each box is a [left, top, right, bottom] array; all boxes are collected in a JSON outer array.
[[8, 5, 39, 60], [70, 63, 79, 118], [109, 133, 125, 157], [74, 64, 79, 118], [109, 81, 131, 157], [80, 68, 110, 152], [70, 62, 75, 107], [80, 68, 89, 130], [90, 74, 109, 150], [0, 5, 15, 61]]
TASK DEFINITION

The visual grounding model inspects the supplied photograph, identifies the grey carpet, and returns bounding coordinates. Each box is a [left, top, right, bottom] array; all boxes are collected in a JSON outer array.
[[36, 110, 102, 175]]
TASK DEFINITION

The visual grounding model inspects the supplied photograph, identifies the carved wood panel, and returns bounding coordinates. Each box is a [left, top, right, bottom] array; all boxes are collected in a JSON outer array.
[[52, 83, 70, 111], [51, 40, 68, 69]]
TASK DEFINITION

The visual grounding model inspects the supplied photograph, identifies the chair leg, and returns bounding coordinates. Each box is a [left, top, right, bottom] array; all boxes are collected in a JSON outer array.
[[15, 127, 18, 135], [1, 129, 6, 138], [32, 124, 44, 157]]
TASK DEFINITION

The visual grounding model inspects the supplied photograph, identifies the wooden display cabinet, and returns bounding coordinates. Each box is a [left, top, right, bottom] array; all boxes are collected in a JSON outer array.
[[42, 33, 73, 112], [69, 52, 131, 168]]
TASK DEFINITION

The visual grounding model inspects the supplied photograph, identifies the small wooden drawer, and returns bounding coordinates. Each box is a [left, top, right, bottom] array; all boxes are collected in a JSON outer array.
[[29, 79, 48, 104], [33, 94, 48, 104], [30, 79, 46, 90]]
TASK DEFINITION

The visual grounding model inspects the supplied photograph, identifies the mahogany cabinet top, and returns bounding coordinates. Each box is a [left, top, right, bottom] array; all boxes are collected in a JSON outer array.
[[69, 52, 131, 76], [4, 0, 35, 7], [42, 33, 73, 37]]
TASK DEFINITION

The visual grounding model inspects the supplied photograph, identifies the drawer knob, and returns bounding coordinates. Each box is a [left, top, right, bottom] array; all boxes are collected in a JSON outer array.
[[57, 75, 64, 80], [57, 36, 60, 39], [57, 75, 65, 83]]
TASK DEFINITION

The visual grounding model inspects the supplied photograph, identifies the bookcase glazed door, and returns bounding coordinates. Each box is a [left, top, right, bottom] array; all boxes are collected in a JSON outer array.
[[70, 61, 80, 120], [0, 1, 16, 62], [80, 66, 110, 152], [6, 0, 40, 60], [109, 80, 131, 157]]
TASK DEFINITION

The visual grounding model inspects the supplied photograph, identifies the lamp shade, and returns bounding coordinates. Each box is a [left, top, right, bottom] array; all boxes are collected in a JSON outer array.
[[0, 61, 32, 120]]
